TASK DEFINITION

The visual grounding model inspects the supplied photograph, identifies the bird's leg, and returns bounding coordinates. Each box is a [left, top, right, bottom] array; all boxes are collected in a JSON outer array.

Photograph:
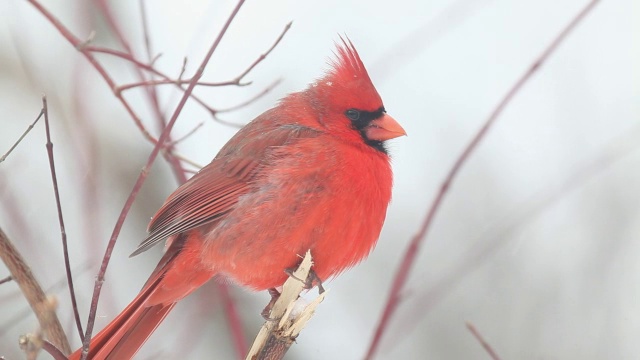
[[308, 269, 326, 294], [284, 268, 325, 294], [261, 288, 281, 320]]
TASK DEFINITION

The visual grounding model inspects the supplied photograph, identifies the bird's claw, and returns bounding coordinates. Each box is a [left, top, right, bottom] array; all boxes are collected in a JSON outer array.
[[284, 268, 325, 294], [261, 287, 281, 321]]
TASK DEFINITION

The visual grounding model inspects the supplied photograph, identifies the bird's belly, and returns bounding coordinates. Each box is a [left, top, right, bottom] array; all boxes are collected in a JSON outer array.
[[200, 186, 386, 290]]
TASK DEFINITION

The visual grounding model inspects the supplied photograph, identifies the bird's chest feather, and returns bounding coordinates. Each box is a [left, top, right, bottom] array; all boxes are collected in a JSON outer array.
[[202, 137, 392, 289]]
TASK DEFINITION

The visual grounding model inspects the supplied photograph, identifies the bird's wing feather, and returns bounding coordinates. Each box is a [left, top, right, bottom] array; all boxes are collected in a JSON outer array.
[[130, 124, 320, 256]]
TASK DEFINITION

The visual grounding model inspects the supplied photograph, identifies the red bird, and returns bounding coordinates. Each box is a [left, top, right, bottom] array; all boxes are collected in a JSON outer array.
[[70, 38, 405, 359]]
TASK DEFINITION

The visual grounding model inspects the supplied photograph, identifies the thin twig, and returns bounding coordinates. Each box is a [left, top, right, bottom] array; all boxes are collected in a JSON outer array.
[[115, 20, 290, 94], [215, 78, 283, 113], [42, 339, 69, 360], [97, 0, 188, 182], [164, 122, 205, 147], [116, 78, 250, 93], [466, 322, 501, 360], [0, 275, 13, 285], [93, 0, 188, 192], [88, 21, 289, 122], [233, 21, 292, 84], [80, 2, 248, 358], [210, 114, 245, 129], [82, 46, 159, 74], [139, 0, 154, 64], [208, 79, 284, 129], [169, 152, 204, 170], [0, 227, 71, 354], [42, 96, 84, 341], [218, 284, 248, 358], [0, 109, 43, 163], [364, 1, 601, 358], [85, 43, 218, 115]]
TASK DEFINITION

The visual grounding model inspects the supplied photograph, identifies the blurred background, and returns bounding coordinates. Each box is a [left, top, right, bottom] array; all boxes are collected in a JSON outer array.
[[0, 0, 638, 358]]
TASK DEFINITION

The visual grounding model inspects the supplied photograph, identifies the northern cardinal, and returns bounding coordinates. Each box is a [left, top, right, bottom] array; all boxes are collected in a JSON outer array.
[[70, 38, 405, 359]]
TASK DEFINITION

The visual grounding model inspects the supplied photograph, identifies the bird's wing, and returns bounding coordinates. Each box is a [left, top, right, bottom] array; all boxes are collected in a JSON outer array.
[[130, 124, 320, 256]]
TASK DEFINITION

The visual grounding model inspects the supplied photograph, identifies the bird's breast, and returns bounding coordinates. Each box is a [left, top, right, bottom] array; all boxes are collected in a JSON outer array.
[[200, 136, 393, 290]]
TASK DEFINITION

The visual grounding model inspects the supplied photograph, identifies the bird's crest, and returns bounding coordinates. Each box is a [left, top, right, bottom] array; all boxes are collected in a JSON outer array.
[[321, 36, 383, 111]]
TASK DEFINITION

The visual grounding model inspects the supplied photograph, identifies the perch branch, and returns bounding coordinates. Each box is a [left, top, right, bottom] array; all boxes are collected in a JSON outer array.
[[246, 251, 327, 360]]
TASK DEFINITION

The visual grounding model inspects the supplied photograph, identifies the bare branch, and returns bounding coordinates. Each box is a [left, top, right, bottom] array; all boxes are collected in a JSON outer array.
[[466, 322, 502, 360], [0, 108, 43, 163], [42, 339, 69, 360], [219, 283, 249, 357], [115, 78, 249, 93], [233, 21, 292, 84], [163, 122, 204, 148], [42, 96, 84, 341], [215, 79, 283, 114], [169, 152, 204, 170], [139, 0, 154, 64], [364, 1, 602, 358]]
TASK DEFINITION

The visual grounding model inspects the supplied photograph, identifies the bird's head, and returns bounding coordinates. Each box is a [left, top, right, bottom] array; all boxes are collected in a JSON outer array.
[[305, 37, 406, 153]]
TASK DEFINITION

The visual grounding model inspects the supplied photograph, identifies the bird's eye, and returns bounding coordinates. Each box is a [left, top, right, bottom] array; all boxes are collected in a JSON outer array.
[[346, 109, 360, 121]]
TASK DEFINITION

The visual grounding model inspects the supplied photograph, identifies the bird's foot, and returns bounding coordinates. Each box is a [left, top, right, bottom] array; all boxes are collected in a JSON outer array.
[[261, 287, 281, 321], [284, 268, 325, 294]]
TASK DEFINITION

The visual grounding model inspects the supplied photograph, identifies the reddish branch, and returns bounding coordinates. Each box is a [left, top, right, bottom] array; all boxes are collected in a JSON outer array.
[[215, 79, 283, 114], [364, 1, 602, 358], [42, 96, 84, 341], [466, 322, 501, 360], [42, 340, 68, 360], [218, 281, 248, 357], [116, 78, 249, 92], [139, 0, 154, 64], [93, 0, 189, 183], [82, 22, 292, 120]]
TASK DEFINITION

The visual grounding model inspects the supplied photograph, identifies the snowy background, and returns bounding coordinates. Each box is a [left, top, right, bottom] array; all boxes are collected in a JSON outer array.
[[0, 0, 638, 359]]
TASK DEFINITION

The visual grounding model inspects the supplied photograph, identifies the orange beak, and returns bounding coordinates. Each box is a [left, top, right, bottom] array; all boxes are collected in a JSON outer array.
[[364, 114, 407, 141]]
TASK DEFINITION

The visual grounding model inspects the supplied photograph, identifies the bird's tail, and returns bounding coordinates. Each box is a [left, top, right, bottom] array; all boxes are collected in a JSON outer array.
[[69, 235, 213, 359], [68, 282, 176, 360]]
